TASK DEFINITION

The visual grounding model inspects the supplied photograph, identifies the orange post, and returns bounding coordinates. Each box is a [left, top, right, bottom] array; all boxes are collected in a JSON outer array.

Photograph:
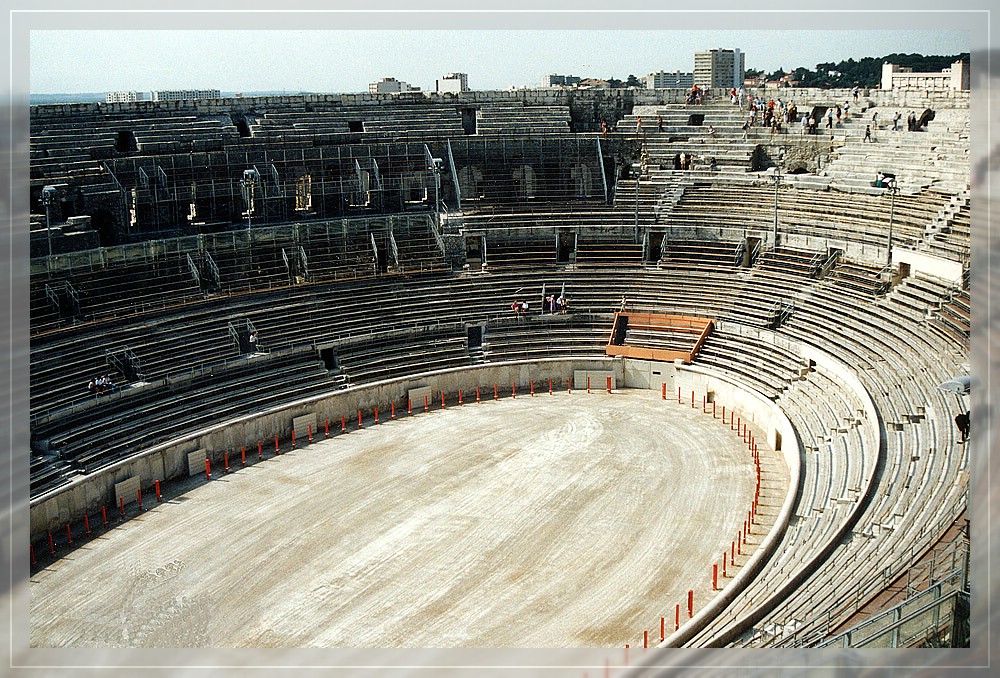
[[275, 434, 280, 453], [662, 382, 666, 399], [341, 416, 346, 433], [494, 384, 498, 401], [84, 514, 91, 534], [723, 551, 727, 577], [408, 398, 412, 415], [476, 386, 481, 403], [66, 523, 72, 545], [308, 424, 313, 442], [675, 604, 680, 630], [737, 532, 742, 555], [48, 532, 54, 554], [241, 447, 247, 466], [677, 386, 681, 403], [325, 419, 330, 437], [702, 395, 706, 412], [567, 377, 572, 394], [374, 406, 379, 424], [391, 402, 396, 419], [459, 389, 463, 406], [643, 630, 648, 648], [155, 479, 161, 502], [291, 429, 296, 448], [688, 590, 694, 617], [358, 409, 363, 428], [712, 563, 718, 590], [137, 488, 143, 511], [660, 616, 665, 641], [259, 439, 264, 459], [101, 505, 108, 526], [205, 458, 211, 480], [549, 378, 553, 395], [441, 392, 446, 409], [731, 540, 735, 562], [425, 395, 430, 412], [713, 400, 716, 417], [587, 376, 591, 393], [530, 381, 535, 396], [691, 390, 695, 408], [119, 496, 125, 517], [606, 376, 612, 394], [225, 451, 230, 471], [512, 383, 516, 398]]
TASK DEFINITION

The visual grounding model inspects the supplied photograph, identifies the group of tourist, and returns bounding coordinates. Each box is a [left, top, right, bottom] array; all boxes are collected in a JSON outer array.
[[512, 294, 568, 318], [87, 374, 116, 395]]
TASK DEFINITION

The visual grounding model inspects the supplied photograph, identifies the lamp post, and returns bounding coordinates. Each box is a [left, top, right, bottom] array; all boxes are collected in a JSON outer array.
[[885, 176, 898, 266], [771, 166, 782, 246], [41, 185, 57, 272]]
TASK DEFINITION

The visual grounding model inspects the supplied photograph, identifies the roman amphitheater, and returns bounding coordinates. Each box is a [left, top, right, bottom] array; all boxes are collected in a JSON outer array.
[[25, 80, 973, 660]]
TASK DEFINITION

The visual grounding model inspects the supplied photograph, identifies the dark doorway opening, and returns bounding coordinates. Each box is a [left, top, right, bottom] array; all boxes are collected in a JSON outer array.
[[460, 108, 477, 135]]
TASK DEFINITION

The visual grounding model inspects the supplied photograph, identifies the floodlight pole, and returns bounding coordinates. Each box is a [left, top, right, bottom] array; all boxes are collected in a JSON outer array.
[[41, 185, 57, 273]]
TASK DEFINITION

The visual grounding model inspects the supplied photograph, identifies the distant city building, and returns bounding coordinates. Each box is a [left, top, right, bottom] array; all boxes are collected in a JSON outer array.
[[644, 70, 695, 89], [436, 72, 469, 93], [881, 60, 969, 91], [578, 78, 611, 89], [694, 48, 745, 89], [105, 91, 145, 103], [541, 74, 581, 88], [369, 77, 420, 94], [149, 89, 222, 102]]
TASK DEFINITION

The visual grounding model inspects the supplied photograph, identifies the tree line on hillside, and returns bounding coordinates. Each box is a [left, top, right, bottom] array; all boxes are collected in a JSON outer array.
[[749, 53, 969, 88]]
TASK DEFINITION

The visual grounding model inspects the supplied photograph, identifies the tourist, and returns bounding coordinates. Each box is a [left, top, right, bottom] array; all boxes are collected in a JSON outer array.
[[863, 125, 873, 143], [892, 111, 901, 130], [657, 115, 663, 132], [636, 117, 642, 135]]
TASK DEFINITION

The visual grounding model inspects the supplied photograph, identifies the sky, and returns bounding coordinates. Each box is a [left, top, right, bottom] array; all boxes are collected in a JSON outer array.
[[28, 28, 972, 95]]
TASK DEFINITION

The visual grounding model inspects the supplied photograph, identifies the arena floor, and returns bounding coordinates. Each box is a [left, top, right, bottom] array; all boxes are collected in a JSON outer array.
[[29, 389, 789, 648]]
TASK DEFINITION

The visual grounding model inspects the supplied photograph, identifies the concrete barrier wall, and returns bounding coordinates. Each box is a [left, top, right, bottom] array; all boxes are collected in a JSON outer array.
[[29, 357, 620, 540]]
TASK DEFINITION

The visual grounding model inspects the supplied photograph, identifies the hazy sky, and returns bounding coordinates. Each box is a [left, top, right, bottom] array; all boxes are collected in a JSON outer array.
[[29, 28, 971, 94]]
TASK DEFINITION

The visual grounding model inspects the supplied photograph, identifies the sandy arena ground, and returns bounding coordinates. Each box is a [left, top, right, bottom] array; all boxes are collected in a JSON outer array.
[[30, 389, 787, 648]]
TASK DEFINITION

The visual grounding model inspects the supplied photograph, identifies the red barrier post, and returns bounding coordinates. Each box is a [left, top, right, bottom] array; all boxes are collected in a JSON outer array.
[[587, 376, 591, 393], [567, 377, 572, 394], [494, 384, 498, 401], [84, 514, 91, 534], [391, 402, 396, 419], [155, 479, 161, 502], [675, 604, 680, 630], [408, 398, 412, 415], [691, 390, 695, 408], [737, 532, 742, 555], [660, 616, 665, 641], [137, 489, 143, 511], [606, 376, 612, 394], [374, 407, 379, 424], [224, 452, 230, 472], [275, 434, 280, 453], [309, 424, 314, 443], [677, 386, 681, 403], [441, 392, 446, 409], [643, 630, 648, 649], [458, 389, 463, 406], [291, 429, 296, 448], [702, 395, 706, 412], [713, 400, 716, 417], [712, 563, 718, 590], [743, 519, 748, 543], [341, 416, 347, 433], [737, 416, 741, 433], [530, 381, 535, 397], [102, 505, 108, 526], [119, 496, 125, 517], [512, 383, 517, 398], [66, 523, 72, 545], [205, 458, 212, 480], [48, 532, 54, 554], [662, 382, 666, 400], [325, 420, 330, 437], [476, 386, 481, 403], [241, 447, 247, 466], [731, 540, 735, 562], [358, 409, 364, 429], [722, 405, 726, 424], [425, 395, 430, 412], [259, 439, 264, 459], [723, 551, 727, 577], [549, 378, 553, 395], [688, 590, 694, 617]]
